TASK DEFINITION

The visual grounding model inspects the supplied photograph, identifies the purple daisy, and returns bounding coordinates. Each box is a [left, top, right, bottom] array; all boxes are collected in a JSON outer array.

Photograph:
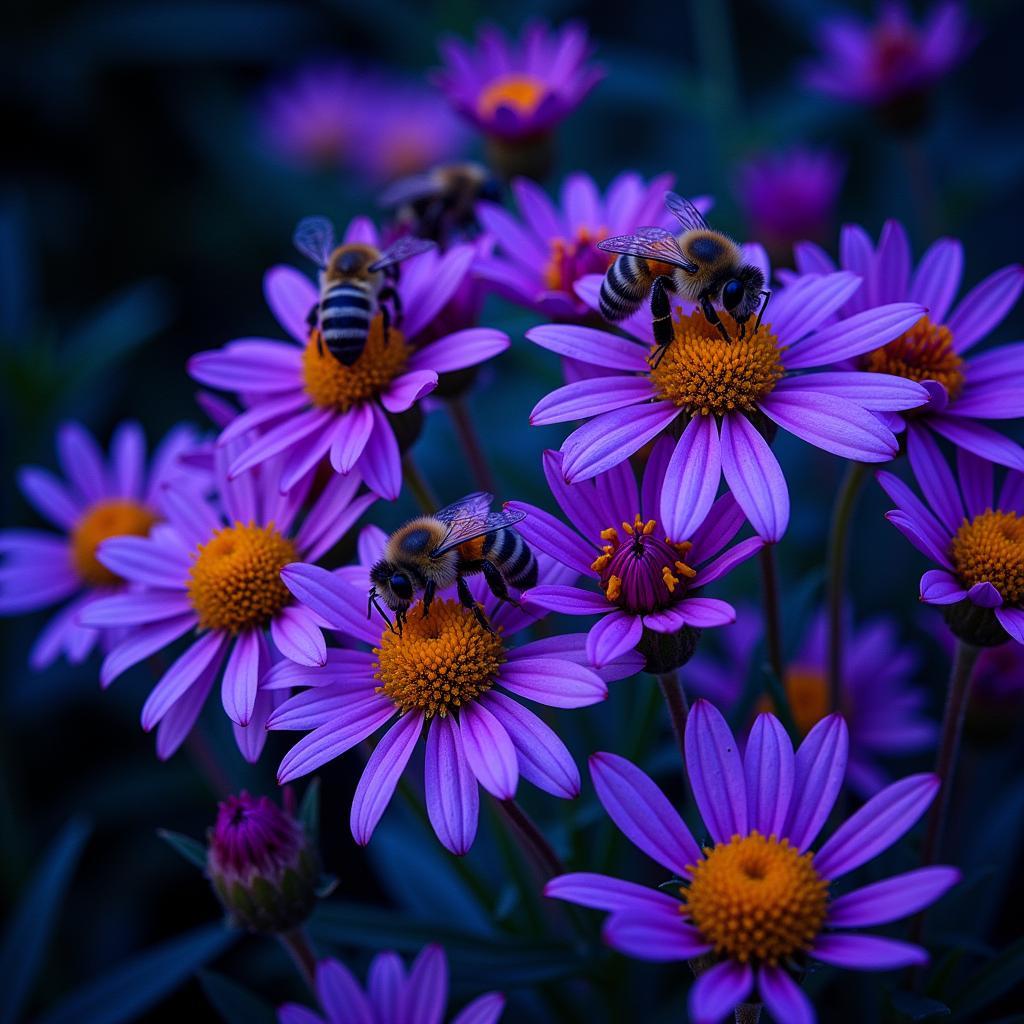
[[433, 21, 603, 142], [474, 171, 681, 320], [803, 2, 975, 109], [79, 439, 377, 762], [267, 525, 642, 854], [791, 220, 1024, 470], [548, 700, 959, 1024], [0, 421, 201, 669], [188, 216, 510, 500], [877, 436, 1024, 646], [527, 263, 929, 541], [687, 605, 936, 795], [508, 440, 764, 669], [279, 946, 504, 1024]]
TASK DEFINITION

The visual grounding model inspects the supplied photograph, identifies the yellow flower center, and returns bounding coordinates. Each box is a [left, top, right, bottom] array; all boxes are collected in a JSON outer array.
[[477, 74, 548, 119], [187, 522, 297, 633], [650, 310, 785, 416], [543, 227, 611, 292], [950, 509, 1024, 605], [302, 317, 410, 413], [860, 316, 965, 400], [682, 831, 829, 965], [374, 598, 505, 717], [71, 499, 160, 587], [757, 667, 831, 737]]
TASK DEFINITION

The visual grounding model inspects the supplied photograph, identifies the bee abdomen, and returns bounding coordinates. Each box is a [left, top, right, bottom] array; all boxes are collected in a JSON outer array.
[[599, 255, 651, 322], [320, 284, 373, 364], [484, 528, 537, 590]]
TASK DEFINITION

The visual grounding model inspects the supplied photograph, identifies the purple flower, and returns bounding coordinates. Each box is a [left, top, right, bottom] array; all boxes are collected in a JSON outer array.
[[508, 441, 763, 669], [735, 148, 844, 258], [0, 421, 201, 669], [188, 217, 510, 500], [267, 526, 641, 854], [474, 171, 682, 320], [791, 221, 1024, 471], [80, 439, 377, 762], [279, 945, 504, 1024], [527, 263, 929, 541], [878, 438, 1024, 646], [548, 700, 959, 1024], [433, 22, 603, 142], [804, 2, 975, 108], [687, 605, 936, 795]]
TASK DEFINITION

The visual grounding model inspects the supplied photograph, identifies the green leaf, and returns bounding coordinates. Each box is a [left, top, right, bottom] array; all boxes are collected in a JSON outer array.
[[37, 924, 237, 1024], [890, 990, 950, 1022], [0, 816, 91, 1024], [157, 828, 208, 870], [297, 778, 320, 842], [198, 969, 277, 1024], [951, 937, 1024, 1021]]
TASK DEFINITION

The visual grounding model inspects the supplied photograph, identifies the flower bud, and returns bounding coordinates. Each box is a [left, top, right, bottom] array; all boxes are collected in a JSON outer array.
[[206, 791, 318, 933], [637, 623, 701, 674], [941, 599, 1011, 649]]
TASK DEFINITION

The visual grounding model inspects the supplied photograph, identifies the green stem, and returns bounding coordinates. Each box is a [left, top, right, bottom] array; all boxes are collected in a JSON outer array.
[[278, 927, 318, 992], [826, 461, 870, 713], [690, 0, 741, 171], [498, 798, 564, 880], [758, 546, 785, 683], [401, 453, 439, 513], [656, 669, 689, 767], [447, 397, 498, 495]]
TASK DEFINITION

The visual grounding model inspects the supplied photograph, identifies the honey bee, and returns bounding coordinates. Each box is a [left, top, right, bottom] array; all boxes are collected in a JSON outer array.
[[597, 191, 770, 366], [378, 162, 501, 245], [293, 216, 435, 366], [368, 492, 537, 633]]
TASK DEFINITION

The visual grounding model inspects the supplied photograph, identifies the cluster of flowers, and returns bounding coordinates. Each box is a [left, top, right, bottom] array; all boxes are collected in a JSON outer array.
[[4, 10, 1022, 1023]]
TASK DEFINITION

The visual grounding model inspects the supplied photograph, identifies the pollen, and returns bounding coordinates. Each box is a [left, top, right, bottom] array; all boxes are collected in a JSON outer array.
[[72, 499, 160, 587], [543, 227, 611, 293], [187, 522, 298, 633], [861, 315, 965, 400], [477, 74, 548, 119], [302, 316, 410, 413], [650, 310, 785, 417], [950, 509, 1024, 604], [758, 667, 831, 737], [681, 832, 829, 965], [374, 598, 505, 717]]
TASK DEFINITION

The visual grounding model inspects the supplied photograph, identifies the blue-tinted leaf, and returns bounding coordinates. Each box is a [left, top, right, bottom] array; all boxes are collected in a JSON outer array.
[[157, 828, 207, 870], [890, 990, 951, 1022], [952, 938, 1024, 1021], [198, 969, 277, 1024], [297, 778, 320, 842], [0, 817, 91, 1024]]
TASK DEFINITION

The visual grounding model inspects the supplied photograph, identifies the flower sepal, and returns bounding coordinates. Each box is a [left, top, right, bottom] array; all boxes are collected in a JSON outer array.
[[638, 622, 701, 674], [941, 599, 1009, 649]]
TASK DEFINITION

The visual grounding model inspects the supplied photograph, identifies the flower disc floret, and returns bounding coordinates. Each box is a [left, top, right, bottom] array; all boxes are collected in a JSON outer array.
[[374, 598, 505, 717], [682, 831, 829, 965], [72, 499, 159, 587], [477, 74, 547, 119], [951, 510, 1024, 604], [187, 522, 297, 633], [650, 311, 785, 416], [543, 227, 610, 293], [302, 318, 410, 412], [861, 315, 965, 399]]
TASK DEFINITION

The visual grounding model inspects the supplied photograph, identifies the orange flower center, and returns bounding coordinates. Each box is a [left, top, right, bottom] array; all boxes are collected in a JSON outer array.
[[681, 831, 829, 965], [758, 667, 831, 737], [374, 599, 505, 717], [71, 499, 160, 587], [860, 315, 965, 400], [187, 522, 297, 633], [950, 509, 1024, 605], [542, 227, 611, 292], [650, 310, 785, 416], [302, 316, 410, 413], [477, 74, 548, 119]]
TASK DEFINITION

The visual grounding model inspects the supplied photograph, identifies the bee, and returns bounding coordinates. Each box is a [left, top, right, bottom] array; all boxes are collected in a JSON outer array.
[[368, 492, 537, 633], [378, 162, 501, 245], [597, 191, 770, 366], [292, 216, 435, 366]]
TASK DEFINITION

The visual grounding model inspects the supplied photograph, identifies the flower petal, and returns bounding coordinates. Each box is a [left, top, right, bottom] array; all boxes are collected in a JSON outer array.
[[783, 303, 926, 369], [408, 328, 510, 374], [521, 584, 607, 616], [220, 628, 262, 726], [660, 414, 722, 540], [744, 713, 795, 838], [141, 631, 227, 731], [720, 413, 789, 542], [525, 324, 649, 372], [784, 714, 848, 851], [685, 699, 748, 844], [586, 610, 643, 668], [758, 965, 814, 1024], [505, 502, 594, 576], [545, 873, 681, 914], [270, 605, 328, 667], [910, 237, 963, 323], [357, 404, 402, 500], [688, 960, 753, 1024], [425, 716, 479, 855], [906, 426, 963, 533], [812, 934, 928, 970], [531, 376, 654, 426], [828, 866, 961, 927], [919, 568, 967, 604], [380, 369, 438, 414], [459, 701, 519, 800], [498, 656, 607, 708], [603, 910, 713, 963], [945, 264, 1024, 353]]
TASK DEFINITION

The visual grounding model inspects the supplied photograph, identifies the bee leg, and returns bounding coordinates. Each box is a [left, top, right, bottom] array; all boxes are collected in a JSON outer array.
[[395, 607, 406, 636], [421, 579, 436, 618], [379, 300, 392, 348], [754, 290, 772, 331], [380, 281, 403, 326], [457, 574, 493, 632], [647, 275, 676, 367], [481, 560, 519, 607], [699, 293, 731, 342]]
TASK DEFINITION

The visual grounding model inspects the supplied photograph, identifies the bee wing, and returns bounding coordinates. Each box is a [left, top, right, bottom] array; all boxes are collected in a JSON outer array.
[[378, 172, 441, 208], [293, 216, 336, 268], [368, 236, 437, 272], [597, 228, 698, 273], [434, 492, 494, 524], [664, 191, 710, 233], [432, 506, 528, 556]]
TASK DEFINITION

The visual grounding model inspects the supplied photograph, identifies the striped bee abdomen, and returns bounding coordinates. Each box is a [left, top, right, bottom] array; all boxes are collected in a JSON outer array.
[[599, 255, 652, 322], [483, 528, 537, 590], [319, 283, 373, 364]]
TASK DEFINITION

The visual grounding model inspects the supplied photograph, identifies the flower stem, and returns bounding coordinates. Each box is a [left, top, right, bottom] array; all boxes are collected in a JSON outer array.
[[498, 798, 564, 879], [401, 453, 439, 513], [279, 927, 318, 992], [447, 397, 498, 494], [656, 670, 689, 766], [735, 1005, 763, 1024], [826, 460, 870, 713], [758, 545, 785, 682]]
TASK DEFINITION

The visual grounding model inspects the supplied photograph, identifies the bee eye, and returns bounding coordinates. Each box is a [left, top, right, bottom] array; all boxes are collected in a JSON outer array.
[[390, 573, 413, 600], [722, 279, 745, 311]]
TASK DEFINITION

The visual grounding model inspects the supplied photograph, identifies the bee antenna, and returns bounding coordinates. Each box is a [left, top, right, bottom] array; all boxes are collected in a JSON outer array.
[[367, 588, 394, 632]]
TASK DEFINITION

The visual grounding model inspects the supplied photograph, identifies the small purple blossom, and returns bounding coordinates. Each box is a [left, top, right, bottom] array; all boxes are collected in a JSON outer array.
[[279, 946, 504, 1024], [548, 700, 959, 1024]]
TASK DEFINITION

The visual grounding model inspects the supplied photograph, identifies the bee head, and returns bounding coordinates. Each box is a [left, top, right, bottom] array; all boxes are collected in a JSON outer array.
[[369, 559, 414, 609], [327, 244, 380, 282], [722, 264, 766, 323]]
